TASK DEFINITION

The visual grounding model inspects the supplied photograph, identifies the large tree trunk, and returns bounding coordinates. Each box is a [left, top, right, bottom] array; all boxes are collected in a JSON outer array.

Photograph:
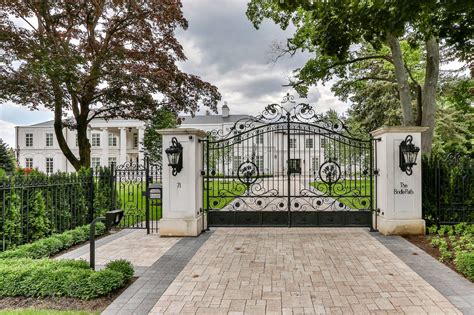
[[51, 79, 81, 171], [387, 34, 415, 126], [76, 114, 91, 170], [421, 36, 440, 153]]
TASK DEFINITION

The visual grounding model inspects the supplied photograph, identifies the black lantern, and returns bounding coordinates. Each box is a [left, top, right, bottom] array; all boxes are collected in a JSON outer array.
[[399, 135, 420, 176], [165, 137, 183, 176]]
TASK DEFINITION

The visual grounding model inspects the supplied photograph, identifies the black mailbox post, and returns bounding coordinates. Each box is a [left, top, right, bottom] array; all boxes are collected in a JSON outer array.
[[90, 210, 124, 270]]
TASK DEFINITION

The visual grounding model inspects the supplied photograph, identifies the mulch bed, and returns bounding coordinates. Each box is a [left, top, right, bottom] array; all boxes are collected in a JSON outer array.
[[0, 277, 136, 313], [404, 235, 466, 278]]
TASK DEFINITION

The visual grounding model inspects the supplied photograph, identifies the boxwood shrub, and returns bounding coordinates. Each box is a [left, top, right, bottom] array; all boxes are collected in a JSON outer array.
[[0, 258, 133, 299], [0, 223, 106, 259], [455, 252, 474, 281]]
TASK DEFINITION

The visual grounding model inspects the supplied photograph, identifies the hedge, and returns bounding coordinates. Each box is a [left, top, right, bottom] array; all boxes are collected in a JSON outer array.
[[455, 252, 474, 281], [0, 258, 133, 299], [0, 223, 105, 259]]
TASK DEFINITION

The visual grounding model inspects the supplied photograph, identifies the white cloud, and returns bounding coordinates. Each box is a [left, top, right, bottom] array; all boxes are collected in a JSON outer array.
[[0, 120, 16, 147], [2, 0, 348, 128], [176, 0, 347, 117]]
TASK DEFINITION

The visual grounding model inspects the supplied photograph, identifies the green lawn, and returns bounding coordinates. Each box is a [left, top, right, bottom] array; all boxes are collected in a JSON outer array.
[[204, 180, 247, 210], [309, 179, 374, 210], [115, 182, 162, 225]]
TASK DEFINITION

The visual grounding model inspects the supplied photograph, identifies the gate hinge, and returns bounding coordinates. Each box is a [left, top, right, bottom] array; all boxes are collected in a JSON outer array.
[[373, 169, 380, 176], [200, 170, 205, 176]]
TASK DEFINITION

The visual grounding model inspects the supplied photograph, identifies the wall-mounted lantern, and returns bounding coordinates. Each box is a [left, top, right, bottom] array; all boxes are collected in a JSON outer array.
[[399, 135, 420, 176], [165, 137, 183, 176]]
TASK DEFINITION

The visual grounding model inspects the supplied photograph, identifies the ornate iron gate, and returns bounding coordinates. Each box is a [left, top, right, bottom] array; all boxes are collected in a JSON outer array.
[[203, 94, 376, 227], [113, 158, 162, 233]]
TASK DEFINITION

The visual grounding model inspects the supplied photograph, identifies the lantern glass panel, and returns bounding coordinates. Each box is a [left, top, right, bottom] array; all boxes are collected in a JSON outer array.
[[169, 152, 180, 165]]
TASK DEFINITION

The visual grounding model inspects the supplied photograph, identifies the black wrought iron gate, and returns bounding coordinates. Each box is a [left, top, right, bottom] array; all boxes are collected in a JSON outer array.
[[203, 94, 376, 227], [113, 158, 162, 233]]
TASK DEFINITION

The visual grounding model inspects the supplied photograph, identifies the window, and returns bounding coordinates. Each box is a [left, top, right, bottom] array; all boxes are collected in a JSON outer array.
[[46, 158, 54, 174], [108, 133, 117, 147], [91, 133, 100, 146], [321, 138, 326, 146], [25, 158, 33, 168], [312, 157, 319, 173], [289, 138, 296, 149], [305, 138, 314, 149], [46, 133, 53, 147], [25, 133, 33, 147], [256, 133, 264, 144], [91, 157, 101, 169], [256, 155, 264, 170], [133, 133, 138, 148], [108, 157, 117, 168]]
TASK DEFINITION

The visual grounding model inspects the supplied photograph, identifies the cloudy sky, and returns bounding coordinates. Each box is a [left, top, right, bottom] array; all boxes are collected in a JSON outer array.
[[0, 0, 346, 147]]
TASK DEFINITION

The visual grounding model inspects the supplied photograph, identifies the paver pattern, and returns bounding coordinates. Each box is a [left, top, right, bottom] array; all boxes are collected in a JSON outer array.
[[151, 228, 461, 314], [102, 232, 213, 315], [373, 233, 474, 314], [59, 229, 179, 269]]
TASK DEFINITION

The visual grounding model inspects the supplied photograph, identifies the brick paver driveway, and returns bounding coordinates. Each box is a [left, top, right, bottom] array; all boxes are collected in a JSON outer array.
[[151, 228, 461, 314]]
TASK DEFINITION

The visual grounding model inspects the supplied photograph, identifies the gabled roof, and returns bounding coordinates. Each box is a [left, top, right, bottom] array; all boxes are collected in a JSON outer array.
[[28, 120, 54, 127]]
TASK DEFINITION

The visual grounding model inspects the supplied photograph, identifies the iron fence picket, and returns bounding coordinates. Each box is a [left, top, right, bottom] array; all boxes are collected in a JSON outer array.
[[422, 153, 473, 226], [0, 172, 95, 250]]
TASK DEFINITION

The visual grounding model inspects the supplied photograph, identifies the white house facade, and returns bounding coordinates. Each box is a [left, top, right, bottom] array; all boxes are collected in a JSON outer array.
[[16, 103, 325, 175], [15, 118, 146, 173]]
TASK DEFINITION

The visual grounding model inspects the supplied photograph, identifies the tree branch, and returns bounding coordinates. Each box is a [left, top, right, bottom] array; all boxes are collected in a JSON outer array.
[[285, 54, 393, 87]]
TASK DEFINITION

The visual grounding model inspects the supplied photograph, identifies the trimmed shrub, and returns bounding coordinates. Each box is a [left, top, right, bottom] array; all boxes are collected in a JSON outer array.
[[0, 222, 106, 259], [455, 252, 474, 281], [0, 258, 133, 299], [29, 190, 50, 241], [105, 259, 134, 282]]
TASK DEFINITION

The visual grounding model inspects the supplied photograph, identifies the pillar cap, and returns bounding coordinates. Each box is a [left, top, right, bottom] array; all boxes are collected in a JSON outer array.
[[158, 128, 207, 138], [370, 126, 429, 137]]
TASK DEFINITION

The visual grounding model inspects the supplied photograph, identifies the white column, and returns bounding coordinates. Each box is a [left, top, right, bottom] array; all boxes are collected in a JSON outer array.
[[119, 127, 127, 165], [138, 127, 145, 162], [158, 128, 207, 237], [101, 127, 108, 167], [371, 126, 428, 235]]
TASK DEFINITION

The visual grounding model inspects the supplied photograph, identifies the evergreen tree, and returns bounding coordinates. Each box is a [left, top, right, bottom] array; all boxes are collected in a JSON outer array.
[[0, 139, 15, 173], [143, 108, 178, 163]]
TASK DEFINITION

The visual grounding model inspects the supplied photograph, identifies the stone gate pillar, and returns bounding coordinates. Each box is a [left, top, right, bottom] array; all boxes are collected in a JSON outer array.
[[371, 127, 428, 235], [158, 128, 207, 237]]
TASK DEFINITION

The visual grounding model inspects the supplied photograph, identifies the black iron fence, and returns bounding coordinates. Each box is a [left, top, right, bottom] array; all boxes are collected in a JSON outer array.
[[114, 158, 162, 233], [1, 158, 162, 250], [422, 153, 473, 226], [0, 171, 94, 251]]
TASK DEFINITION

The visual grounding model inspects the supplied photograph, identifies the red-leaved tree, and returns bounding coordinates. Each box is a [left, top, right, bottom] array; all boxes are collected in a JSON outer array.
[[0, 0, 220, 170]]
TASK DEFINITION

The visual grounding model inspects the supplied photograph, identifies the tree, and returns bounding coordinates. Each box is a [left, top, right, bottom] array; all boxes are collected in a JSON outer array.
[[247, 0, 473, 152], [0, 139, 15, 173], [1, 1, 221, 170], [332, 42, 421, 134], [432, 78, 474, 155], [143, 107, 178, 162]]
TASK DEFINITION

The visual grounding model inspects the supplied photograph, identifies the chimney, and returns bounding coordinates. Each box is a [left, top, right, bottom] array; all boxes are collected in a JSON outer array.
[[222, 101, 230, 118]]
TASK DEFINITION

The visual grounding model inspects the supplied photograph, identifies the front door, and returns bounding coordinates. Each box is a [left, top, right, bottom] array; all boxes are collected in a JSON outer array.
[[289, 159, 301, 174]]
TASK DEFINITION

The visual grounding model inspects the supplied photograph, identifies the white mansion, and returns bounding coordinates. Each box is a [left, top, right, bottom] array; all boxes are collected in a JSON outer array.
[[15, 104, 242, 173], [15, 103, 327, 175]]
